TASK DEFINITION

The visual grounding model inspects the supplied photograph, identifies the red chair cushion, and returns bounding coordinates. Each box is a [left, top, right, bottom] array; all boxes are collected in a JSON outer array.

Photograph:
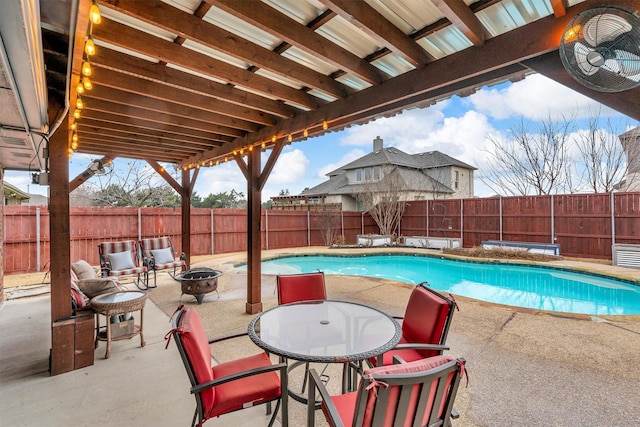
[[401, 286, 451, 357], [277, 272, 326, 305], [327, 356, 454, 427], [373, 337, 430, 366], [362, 355, 454, 427], [210, 352, 281, 418], [177, 308, 215, 412]]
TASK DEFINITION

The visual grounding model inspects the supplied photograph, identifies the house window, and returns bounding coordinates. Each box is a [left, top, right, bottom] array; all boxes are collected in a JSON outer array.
[[454, 171, 459, 190], [356, 166, 382, 183], [373, 166, 381, 180]]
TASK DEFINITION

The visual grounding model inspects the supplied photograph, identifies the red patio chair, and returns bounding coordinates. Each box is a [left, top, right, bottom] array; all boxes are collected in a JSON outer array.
[[276, 271, 327, 305], [97, 240, 149, 290], [369, 283, 456, 368], [308, 355, 466, 427], [276, 272, 340, 394], [139, 236, 186, 287], [167, 305, 288, 427]]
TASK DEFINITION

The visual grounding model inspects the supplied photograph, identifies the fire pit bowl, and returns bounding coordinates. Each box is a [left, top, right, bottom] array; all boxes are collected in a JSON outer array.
[[173, 267, 223, 304]]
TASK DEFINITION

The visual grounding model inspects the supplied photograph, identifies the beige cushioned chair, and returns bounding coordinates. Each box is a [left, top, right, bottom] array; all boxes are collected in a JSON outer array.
[[71, 260, 124, 298]]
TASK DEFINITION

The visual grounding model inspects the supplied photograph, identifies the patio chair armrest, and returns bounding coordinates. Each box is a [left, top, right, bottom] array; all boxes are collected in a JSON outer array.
[[393, 343, 449, 352], [208, 331, 249, 344], [308, 368, 345, 427], [190, 361, 287, 394]]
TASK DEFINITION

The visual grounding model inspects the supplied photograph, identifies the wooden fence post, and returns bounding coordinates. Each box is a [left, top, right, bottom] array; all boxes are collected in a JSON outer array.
[[550, 194, 555, 244], [611, 192, 616, 246], [211, 208, 216, 255], [265, 210, 269, 250]]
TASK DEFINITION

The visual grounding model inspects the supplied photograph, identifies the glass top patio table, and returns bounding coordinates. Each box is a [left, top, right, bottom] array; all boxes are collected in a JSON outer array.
[[247, 300, 401, 363]]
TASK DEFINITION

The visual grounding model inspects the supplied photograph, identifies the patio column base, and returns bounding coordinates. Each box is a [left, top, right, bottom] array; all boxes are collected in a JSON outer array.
[[245, 302, 263, 314]]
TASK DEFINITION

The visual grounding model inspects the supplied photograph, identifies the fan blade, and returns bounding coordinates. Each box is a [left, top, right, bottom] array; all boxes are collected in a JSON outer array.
[[582, 13, 632, 46], [574, 42, 599, 76], [614, 49, 640, 79]]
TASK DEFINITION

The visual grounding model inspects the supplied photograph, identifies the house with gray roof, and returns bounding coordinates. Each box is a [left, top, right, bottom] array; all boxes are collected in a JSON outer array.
[[271, 137, 476, 211]]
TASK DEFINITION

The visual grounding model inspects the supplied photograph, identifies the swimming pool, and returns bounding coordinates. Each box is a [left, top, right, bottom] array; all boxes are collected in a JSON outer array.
[[255, 254, 640, 316]]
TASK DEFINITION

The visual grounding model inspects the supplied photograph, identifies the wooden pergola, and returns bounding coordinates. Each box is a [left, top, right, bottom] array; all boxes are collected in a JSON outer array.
[[1, 0, 639, 374]]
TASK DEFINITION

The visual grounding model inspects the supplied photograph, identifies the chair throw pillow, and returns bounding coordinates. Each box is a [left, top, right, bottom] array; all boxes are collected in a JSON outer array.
[[72, 259, 97, 280], [108, 251, 136, 271], [151, 247, 174, 264]]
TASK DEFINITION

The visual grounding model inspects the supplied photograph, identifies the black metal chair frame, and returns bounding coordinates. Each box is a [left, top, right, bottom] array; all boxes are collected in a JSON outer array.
[[372, 282, 457, 368], [170, 309, 289, 427]]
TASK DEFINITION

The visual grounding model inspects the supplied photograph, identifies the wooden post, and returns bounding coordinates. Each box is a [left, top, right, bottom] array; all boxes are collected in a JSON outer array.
[[181, 169, 194, 270], [0, 166, 4, 304], [49, 114, 75, 375], [246, 148, 263, 314]]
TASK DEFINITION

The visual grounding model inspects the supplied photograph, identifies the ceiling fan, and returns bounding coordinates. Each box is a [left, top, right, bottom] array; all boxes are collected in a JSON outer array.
[[559, 6, 640, 92]]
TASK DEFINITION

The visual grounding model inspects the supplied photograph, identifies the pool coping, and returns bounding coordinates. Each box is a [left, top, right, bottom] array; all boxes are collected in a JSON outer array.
[[235, 248, 640, 320]]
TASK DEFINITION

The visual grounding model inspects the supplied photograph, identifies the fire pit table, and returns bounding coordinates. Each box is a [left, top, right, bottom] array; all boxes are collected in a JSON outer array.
[[173, 267, 223, 304]]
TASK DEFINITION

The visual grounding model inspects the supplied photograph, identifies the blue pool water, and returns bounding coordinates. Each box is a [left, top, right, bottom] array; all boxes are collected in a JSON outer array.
[[255, 254, 640, 315]]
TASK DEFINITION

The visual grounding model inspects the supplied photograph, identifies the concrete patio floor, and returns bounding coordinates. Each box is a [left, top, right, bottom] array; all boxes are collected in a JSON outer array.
[[1, 247, 639, 426]]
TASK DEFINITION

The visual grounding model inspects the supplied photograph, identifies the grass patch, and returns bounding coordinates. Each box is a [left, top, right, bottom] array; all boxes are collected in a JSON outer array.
[[442, 247, 560, 262]]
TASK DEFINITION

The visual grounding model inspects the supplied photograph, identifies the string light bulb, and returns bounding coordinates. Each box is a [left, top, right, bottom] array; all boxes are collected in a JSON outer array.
[[76, 97, 84, 110], [74, 109, 81, 119], [71, 121, 77, 131], [322, 120, 328, 130], [261, 141, 266, 149], [85, 37, 96, 56], [81, 60, 92, 77], [248, 145, 253, 152], [72, 132, 78, 143], [89, 3, 102, 24], [287, 134, 293, 143], [271, 135, 277, 143], [303, 128, 308, 137], [82, 77, 93, 90], [76, 82, 85, 94]]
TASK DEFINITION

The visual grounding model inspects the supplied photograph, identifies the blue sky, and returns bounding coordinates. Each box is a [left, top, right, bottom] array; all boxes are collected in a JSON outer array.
[[5, 74, 637, 201]]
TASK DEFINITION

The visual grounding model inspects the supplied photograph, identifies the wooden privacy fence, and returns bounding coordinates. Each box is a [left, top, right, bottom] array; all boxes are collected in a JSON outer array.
[[3, 192, 639, 274]]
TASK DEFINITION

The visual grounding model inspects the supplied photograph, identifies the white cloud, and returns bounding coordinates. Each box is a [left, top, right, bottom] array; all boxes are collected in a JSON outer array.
[[467, 74, 614, 121], [194, 162, 245, 197], [337, 104, 449, 148], [268, 148, 309, 184]]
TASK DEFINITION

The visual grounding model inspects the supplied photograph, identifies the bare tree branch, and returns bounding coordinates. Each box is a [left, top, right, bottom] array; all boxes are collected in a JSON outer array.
[[481, 115, 574, 195]]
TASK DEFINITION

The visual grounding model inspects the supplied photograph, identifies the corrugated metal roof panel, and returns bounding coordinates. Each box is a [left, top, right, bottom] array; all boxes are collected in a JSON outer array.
[[161, 0, 200, 14], [202, 5, 282, 50], [316, 14, 381, 58], [417, 26, 473, 59], [254, 68, 305, 90], [335, 74, 372, 91], [101, 7, 176, 42], [364, 0, 436, 34], [476, 0, 553, 38], [263, 0, 327, 24], [281, 46, 339, 75], [371, 54, 415, 77], [307, 89, 338, 103]]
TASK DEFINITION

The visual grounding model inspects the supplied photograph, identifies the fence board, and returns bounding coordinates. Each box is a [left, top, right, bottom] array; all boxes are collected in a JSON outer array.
[[4, 192, 640, 273]]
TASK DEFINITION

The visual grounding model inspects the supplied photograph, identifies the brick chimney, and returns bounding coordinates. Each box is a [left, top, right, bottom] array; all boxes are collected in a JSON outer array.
[[373, 136, 383, 152]]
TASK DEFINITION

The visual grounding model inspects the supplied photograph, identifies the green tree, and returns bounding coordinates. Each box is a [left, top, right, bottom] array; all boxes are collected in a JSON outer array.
[[192, 190, 246, 208]]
